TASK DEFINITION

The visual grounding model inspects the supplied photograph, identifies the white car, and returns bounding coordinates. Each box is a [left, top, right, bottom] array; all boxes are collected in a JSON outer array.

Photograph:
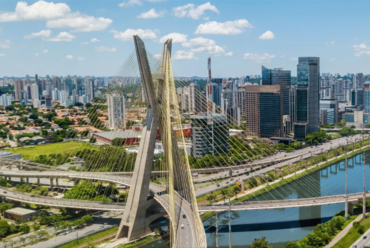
[[181, 224, 185, 229]]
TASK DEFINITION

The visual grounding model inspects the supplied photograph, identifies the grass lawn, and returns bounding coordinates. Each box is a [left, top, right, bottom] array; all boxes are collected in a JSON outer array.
[[58, 226, 118, 248], [333, 214, 370, 248], [4, 142, 97, 160]]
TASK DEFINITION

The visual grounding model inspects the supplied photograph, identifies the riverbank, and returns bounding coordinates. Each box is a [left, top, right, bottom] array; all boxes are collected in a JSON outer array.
[[199, 139, 370, 222]]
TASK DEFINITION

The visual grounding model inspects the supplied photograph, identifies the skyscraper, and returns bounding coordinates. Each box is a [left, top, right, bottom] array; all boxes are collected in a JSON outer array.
[[294, 57, 320, 140], [85, 79, 95, 102], [107, 92, 126, 130], [31, 83, 40, 107], [244, 85, 283, 138], [190, 114, 229, 158], [261, 66, 291, 115], [14, 79, 23, 100]]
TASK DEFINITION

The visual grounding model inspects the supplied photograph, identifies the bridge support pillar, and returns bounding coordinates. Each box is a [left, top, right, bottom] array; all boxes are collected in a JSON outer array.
[[72, 179, 80, 186], [50, 178, 54, 188], [37, 177, 40, 185], [26, 177, 29, 184], [229, 170, 232, 178], [305, 160, 308, 170], [239, 180, 245, 192], [55, 178, 59, 186], [8, 165, 11, 170], [348, 202, 354, 215]]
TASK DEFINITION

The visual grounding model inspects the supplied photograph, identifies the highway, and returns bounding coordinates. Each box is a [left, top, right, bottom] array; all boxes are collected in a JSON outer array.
[[351, 227, 370, 248]]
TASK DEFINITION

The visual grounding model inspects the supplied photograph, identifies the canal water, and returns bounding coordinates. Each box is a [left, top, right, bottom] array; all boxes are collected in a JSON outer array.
[[145, 150, 370, 247]]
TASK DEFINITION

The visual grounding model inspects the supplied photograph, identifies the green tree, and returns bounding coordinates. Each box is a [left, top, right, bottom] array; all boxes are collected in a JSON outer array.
[[286, 241, 299, 248], [29, 114, 38, 120], [81, 215, 93, 224], [251, 237, 272, 248], [359, 225, 365, 234], [19, 224, 30, 233], [19, 117, 28, 122]]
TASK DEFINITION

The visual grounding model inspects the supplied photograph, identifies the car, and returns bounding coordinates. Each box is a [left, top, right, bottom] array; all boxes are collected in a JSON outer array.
[[14, 192, 17, 195], [104, 223, 108, 225], [353, 245, 357, 248], [3, 191, 6, 194], [216, 184, 220, 187], [181, 224, 185, 229], [236, 171, 239, 173], [364, 235, 367, 239], [183, 214, 186, 219], [59, 232, 67, 236], [98, 225, 104, 229], [226, 181, 229, 184]]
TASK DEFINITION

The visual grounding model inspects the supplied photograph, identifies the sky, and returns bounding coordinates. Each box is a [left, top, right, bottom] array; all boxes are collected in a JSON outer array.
[[1, 0, 370, 78]]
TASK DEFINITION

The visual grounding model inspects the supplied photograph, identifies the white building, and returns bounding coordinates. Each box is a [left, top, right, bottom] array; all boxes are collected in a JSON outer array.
[[107, 92, 125, 129], [79, 95, 88, 104], [0, 94, 12, 107], [85, 79, 94, 102], [52, 88, 59, 100], [31, 83, 39, 107]]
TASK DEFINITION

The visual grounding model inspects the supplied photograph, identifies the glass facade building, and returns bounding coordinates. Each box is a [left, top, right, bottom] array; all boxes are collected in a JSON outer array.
[[294, 57, 320, 140], [261, 66, 291, 115], [190, 114, 230, 158]]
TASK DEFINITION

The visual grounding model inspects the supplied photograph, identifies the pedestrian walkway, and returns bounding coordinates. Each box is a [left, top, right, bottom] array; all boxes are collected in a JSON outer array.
[[324, 214, 363, 247]]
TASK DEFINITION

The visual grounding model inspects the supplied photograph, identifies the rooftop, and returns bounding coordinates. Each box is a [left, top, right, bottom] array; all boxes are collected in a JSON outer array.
[[5, 207, 37, 215], [94, 130, 142, 140]]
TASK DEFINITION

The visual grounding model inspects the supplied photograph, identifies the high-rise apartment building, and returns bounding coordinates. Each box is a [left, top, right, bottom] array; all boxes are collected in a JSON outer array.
[[364, 82, 370, 114], [0, 94, 12, 107], [294, 57, 320, 140], [14, 79, 23, 100], [20, 90, 28, 106], [107, 92, 126, 129], [244, 85, 283, 138], [85, 79, 95, 102], [31, 83, 39, 107], [320, 99, 338, 125], [262, 66, 291, 116], [354, 73, 364, 90], [190, 114, 229, 158]]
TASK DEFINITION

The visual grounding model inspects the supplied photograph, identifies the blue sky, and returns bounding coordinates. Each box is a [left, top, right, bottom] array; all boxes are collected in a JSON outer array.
[[1, 0, 370, 77]]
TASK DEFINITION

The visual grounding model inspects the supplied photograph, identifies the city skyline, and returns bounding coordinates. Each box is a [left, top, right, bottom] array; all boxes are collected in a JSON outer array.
[[1, 0, 370, 77]]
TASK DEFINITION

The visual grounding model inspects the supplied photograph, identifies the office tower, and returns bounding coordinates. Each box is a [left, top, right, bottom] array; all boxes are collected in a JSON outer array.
[[320, 99, 338, 125], [262, 66, 291, 115], [206, 78, 223, 107], [364, 82, 370, 114], [3, 76, 7, 86], [244, 85, 283, 138], [59, 90, 69, 105], [20, 90, 28, 106], [14, 79, 23, 100], [52, 88, 59, 100], [294, 57, 320, 140], [354, 73, 364, 90], [190, 114, 229, 158], [107, 92, 126, 129], [85, 79, 95, 102], [0, 94, 12, 107]]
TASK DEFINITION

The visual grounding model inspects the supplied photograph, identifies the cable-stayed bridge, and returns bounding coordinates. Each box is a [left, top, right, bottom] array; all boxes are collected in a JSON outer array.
[[0, 35, 369, 247]]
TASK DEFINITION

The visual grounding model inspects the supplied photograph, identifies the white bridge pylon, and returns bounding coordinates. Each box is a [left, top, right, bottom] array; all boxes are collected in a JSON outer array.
[[116, 35, 206, 248]]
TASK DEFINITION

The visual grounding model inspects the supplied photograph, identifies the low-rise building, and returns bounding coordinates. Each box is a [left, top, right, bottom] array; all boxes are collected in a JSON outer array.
[[5, 207, 38, 222]]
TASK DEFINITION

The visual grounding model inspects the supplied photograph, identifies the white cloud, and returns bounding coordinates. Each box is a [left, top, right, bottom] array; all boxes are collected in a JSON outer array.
[[331, 58, 335, 61], [182, 37, 216, 47], [43, 49, 48, 53], [154, 54, 161, 59], [111, 29, 157, 41], [352, 43, 370, 56], [119, 0, 142, 7], [0, 1, 71, 22], [195, 19, 253, 35], [173, 2, 219, 19], [173, 50, 197, 60], [147, 0, 166, 2], [81, 42, 89, 45], [95, 46, 117, 52], [225, 52, 233, 56], [244, 53, 275, 63], [35, 53, 39, 57], [159, 33, 187, 43], [91, 38, 100, 42], [191, 45, 225, 55], [325, 41, 335, 45], [0, 54, 5, 56], [24, 29, 51, 39], [137, 9, 166, 18], [0, 1, 112, 32], [66, 55, 73, 59], [281, 55, 285, 57], [353, 43, 367, 50], [0, 40, 11, 49], [48, 32, 75, 42], [259, 31, 274, 40], [78, 57, 85, 60], [290, 57, 298, 60], [46, 15, 112, 32]]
